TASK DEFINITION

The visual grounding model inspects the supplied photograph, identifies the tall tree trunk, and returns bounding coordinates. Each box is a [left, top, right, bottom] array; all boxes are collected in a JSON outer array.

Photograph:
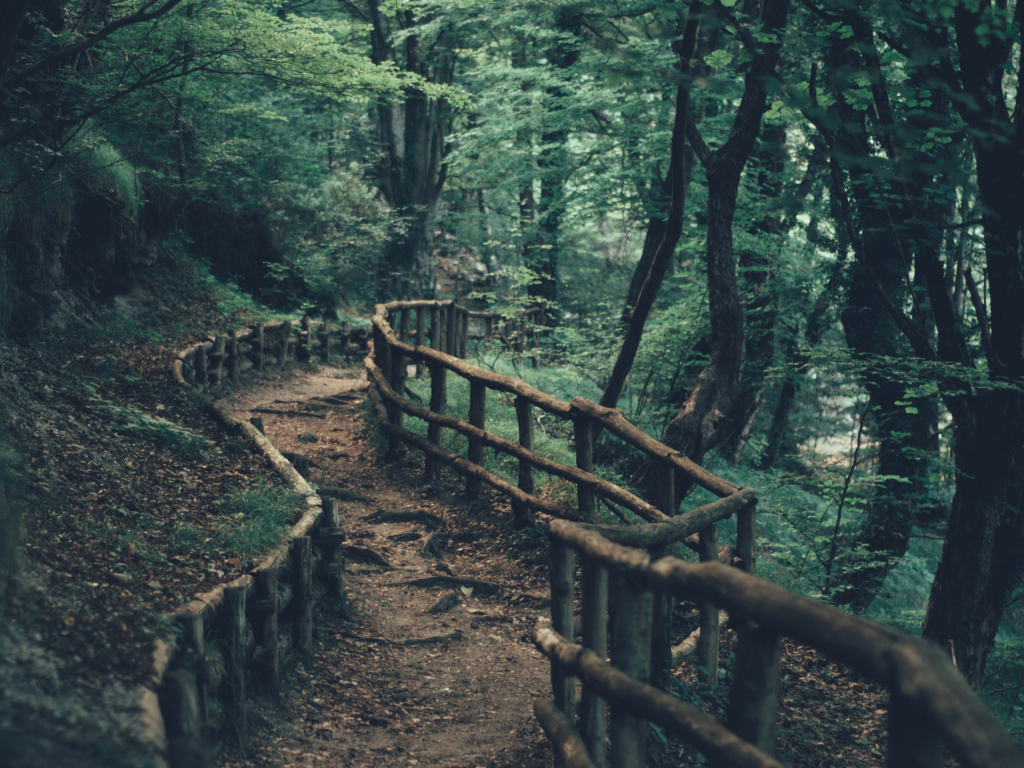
[[369, 0, 454, 301], [598, 4, 704, 411], [648, 0, 790, 505], [919, 1, 1024, 684]]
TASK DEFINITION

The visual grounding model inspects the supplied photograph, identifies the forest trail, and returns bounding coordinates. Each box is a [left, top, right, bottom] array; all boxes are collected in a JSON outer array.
[[215, 367, 552, 768]]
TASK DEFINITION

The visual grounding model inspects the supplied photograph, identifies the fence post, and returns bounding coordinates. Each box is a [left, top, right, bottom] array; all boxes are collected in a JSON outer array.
[[580, 560, 608, 768], [322, 498, 346, 615], [174, 612, 208, 725], [550, 539, 576, 728], [387, 334, 407, 462], [292, 536, 313, 656], [460, 309, 470, 358], [887, 692, 942, 768], [323, 319, 332, 364], [229, 330, 239, 382], [512, 397, 536, 529], [425, 361, 446, 482], [278, 321, 291, 365], [574, 417, 595, 520], [610, 575, 652, 768], [725, 622, 782, 757], [698, 522, 720, 685], [256, 323, 265, 371], [196, 344, 207, 390], [737, 502, 757, 575], [212, 336, 226, 383], [415, 307, 425, 377], [254, 568, 279, 694], [651, 465, 676, 689], [399, 307, 410, 345], [446, 302, 457, 356], [301, 316, 312, 361], [466, 380, 486, 499], [224, 584, 248, 747]]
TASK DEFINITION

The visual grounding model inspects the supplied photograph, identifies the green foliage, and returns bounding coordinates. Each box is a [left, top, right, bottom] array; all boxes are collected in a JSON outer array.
[[209, 479, 304, 561]]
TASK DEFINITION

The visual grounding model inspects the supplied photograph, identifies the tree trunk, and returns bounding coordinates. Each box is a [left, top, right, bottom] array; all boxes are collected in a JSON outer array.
[[922, 389, 1024, 686], [648, 0, 790, 504], [598, 7, 704, 412], [369, 0, 453, 301]]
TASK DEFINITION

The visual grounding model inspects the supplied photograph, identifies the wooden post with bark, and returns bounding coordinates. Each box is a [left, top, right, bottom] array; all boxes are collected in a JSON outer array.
[[460, 310, 470, 358], [321, 498, 346, 615], [466, 380, 486, 499], [426, 359, 447, 482], [575, 417, 595, 519], [698, 523, 720, 685], [446, 302, 457, 356], [254, 568, 279, 694], [174, 611, 208, 725], [256, 323, 265, 371], [651, 465, 676, 688], [610, 576, 652, 768], [162, 668, 203, 768], [888, 692, 942, 768], [550, 540, 576, 730], [229, 330, 239, 382], [725, 622, 782, 757], [301, 316, 312, 361], [580, 559, 609, 768], [279, 321, 291, 366], [292, 536, 313, 656], [387, 327, 407, 462], [211, 336, 226, 383], [224, 584, 248, 747], [196, 344, 207, 390], [415, 307, 426, 377], [513, 397, 536, 529]]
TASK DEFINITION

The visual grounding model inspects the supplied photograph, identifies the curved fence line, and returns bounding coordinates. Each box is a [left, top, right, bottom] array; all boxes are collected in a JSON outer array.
[[364, 299, 1024, 768], [137, 315, 364, 768]]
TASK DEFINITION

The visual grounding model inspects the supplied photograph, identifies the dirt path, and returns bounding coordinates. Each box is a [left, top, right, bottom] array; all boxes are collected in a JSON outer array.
[[215, 366, 553, 768]]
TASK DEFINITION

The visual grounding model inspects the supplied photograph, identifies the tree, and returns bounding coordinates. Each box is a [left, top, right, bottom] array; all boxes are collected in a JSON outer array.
[[647, 0, 790, 504], [786, 0, 1024, 684], [365, 0, 456, 301]]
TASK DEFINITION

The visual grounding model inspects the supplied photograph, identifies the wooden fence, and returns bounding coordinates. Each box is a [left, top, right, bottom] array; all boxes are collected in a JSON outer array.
[[364, 299, 1024, 768], [150, 316, 360, 768], [175, 318, 369, 391]]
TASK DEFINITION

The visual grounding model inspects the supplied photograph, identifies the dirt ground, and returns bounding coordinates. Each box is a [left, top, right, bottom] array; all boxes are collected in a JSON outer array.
[[214, 366, 554, 768]]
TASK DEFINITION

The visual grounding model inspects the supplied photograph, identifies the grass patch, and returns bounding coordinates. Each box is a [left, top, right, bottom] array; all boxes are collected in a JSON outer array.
[[212, 479, 304, 562]]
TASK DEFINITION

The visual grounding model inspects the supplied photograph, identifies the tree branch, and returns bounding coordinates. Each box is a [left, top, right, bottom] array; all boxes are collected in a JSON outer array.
[[686, 115, 711, 167], [965, 266, 1003, 372], [1, 0, 186, 92]]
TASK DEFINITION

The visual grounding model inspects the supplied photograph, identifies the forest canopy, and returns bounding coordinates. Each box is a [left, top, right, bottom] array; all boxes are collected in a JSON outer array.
[[1, 0, 1023, 725]]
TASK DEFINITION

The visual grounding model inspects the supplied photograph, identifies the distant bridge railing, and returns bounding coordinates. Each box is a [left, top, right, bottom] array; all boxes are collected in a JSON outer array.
[[365, 299, 1023, 768]]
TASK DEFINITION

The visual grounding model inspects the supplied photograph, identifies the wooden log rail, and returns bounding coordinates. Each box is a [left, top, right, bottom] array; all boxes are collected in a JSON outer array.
[[532, 520, 1024, 768], [365, 299, 1024, 768]]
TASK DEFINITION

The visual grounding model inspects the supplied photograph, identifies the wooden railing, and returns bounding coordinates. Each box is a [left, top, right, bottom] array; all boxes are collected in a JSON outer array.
[[365, 300, 1024, 768], [175, 317, 369, 391]]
